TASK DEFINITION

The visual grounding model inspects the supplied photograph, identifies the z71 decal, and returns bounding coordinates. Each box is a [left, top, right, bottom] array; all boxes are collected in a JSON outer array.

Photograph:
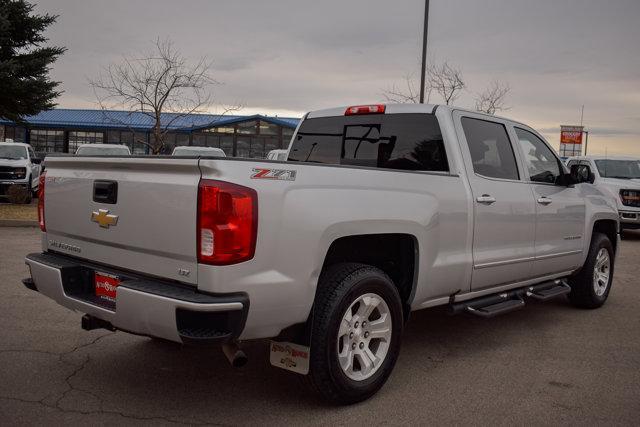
[[251, 168, 297, 181]]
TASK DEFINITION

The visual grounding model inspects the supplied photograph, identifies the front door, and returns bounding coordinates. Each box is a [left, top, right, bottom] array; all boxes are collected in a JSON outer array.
[[513, 127, 586, 276], [455, 113, 537, 291]]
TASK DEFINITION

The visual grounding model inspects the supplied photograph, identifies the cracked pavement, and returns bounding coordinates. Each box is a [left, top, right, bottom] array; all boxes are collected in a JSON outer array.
[[1, 227, 640, 425]]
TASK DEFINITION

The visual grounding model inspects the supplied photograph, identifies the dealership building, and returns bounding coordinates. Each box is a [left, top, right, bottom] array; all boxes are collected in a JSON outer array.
[[0, 109, 300, 157]]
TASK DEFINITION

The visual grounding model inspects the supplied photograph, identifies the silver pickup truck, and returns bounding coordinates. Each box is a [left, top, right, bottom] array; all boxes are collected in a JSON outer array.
[[23, 104, 619, 404]]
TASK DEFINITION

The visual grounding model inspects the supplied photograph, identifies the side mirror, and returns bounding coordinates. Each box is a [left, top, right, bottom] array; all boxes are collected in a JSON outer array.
[[570, 164, 595, 184], [31, 157, 42, 164]]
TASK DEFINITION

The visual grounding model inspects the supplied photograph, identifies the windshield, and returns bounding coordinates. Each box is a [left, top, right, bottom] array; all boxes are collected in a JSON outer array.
[[595, 159, 640, 179], [172, 147, 225, 157], [0, 145, 28, 160], [76, 146, 130, 156]]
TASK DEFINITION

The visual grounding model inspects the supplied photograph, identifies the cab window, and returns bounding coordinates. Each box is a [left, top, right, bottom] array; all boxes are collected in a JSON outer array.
[[460, 117, 519, 180], [515, 128, 561, 184]]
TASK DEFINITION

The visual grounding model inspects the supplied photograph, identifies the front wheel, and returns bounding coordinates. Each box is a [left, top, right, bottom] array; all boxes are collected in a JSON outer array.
[[306, 263, 404, 404], [568, 232, 615, 309]]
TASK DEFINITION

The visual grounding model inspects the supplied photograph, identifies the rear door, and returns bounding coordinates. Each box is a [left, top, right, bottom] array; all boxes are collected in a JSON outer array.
[[454, 112, 536, 291], [512, 126, 586, 275], [43, 157, 201, 284]]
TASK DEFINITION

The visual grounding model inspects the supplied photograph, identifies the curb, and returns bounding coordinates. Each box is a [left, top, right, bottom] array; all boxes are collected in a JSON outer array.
[[0, 219, 39, 227]]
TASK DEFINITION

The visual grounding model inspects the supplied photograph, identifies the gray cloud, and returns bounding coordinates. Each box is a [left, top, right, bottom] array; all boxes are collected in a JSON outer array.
[[37, 0, 640, 153]]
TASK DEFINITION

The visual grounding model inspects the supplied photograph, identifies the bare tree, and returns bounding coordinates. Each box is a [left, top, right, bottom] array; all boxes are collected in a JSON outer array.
[[383, 61, 464, 105], [90, 38, 236, 154], [383, 74, 430, 104], [427, 62, 465, 105], [475, 80, 510, 115]]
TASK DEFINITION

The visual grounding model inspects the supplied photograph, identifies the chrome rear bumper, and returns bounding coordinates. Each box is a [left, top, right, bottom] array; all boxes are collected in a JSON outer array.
[[24, 252, 249, 345]]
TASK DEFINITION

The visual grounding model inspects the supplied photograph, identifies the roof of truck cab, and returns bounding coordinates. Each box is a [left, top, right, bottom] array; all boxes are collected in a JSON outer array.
[[305, 103, 527, 126]]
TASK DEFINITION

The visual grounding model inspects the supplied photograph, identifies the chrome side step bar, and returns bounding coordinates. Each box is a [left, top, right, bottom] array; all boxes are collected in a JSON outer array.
[[450, 279, 570, 318]]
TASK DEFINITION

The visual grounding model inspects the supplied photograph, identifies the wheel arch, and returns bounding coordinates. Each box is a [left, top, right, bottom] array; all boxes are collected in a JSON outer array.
[[592, 219, 618, 254], [319, 233, 419, 318]]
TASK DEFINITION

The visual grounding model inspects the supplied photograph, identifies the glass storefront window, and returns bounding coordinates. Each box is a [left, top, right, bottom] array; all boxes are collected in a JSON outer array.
[[207, 126, 235, 134], [68, 131, 104, 153], [220, 136, 233, 156], [107, 130, 121, 144], [192, 133, 205, 146], [1, 126, 26, 143], [205, 134, 220, 148], [264, 137, 279, 154], [249, 138, 265, 158], [237, 120, 258, 134], [236, 139, 250, 157], [259, 121, 279, 135], [176, 133, 190, 146], [133, 132, 148, 154], [161, 133, 177, 154], [30, 129, 64, 154]]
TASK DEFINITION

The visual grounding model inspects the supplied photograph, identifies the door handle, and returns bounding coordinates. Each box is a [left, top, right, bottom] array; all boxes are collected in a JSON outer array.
[[476, 194, 496, 204], [537, 197, 552, 205]]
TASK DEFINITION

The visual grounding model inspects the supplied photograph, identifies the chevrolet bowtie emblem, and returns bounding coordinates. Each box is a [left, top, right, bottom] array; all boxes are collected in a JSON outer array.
[[91, 209, 119, 228]]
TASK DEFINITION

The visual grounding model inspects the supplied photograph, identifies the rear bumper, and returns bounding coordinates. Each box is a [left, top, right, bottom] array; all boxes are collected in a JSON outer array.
[[24, 252, 249, 345]]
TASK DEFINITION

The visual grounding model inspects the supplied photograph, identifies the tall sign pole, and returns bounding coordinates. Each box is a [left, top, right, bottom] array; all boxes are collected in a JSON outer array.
[[419, 0, 430, 104]]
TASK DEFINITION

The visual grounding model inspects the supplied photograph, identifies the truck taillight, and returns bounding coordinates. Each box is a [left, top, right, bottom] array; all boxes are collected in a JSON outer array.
[[38, 172, 46, 231], [197, 179, 258, 265], [345, 104, 386, 115]]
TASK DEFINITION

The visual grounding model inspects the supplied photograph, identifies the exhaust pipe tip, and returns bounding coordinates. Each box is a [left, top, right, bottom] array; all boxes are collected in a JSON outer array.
[[81, 314, 115, 332], [222, 340, 248, 368]]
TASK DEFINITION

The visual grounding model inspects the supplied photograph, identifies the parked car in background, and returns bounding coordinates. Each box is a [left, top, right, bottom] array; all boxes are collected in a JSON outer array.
[[171, 146, 226, 157], [266, 149, 288, 161], [0, 142, 42, 203], [75, 144, 131, 156], [24, 104, 619, 404], [567, 155, 640, 235]]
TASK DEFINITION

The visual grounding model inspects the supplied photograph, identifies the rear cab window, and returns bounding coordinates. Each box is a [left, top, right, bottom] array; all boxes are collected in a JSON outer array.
[[288, 113, 449, 172]]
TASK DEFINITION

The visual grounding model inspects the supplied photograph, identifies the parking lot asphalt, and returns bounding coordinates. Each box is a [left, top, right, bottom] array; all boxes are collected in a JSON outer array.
[[1, 226, 639, 426]]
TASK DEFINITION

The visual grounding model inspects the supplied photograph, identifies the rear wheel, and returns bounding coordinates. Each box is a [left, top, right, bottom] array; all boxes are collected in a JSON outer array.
[[568, 232, 614, 308], [306, 263, 403, 404]]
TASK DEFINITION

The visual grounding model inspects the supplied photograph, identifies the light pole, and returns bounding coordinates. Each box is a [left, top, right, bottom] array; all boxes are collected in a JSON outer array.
[[583, 130, 589, 155], [419, 0, 430, 104]]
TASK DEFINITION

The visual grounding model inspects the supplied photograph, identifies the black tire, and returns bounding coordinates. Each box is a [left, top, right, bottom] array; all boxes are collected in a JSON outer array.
[[568, 232, 614, 309], [305, 263, 403, 404]]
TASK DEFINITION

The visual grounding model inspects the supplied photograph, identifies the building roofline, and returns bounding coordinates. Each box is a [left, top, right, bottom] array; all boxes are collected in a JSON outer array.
[[0, 108, 301, 131]]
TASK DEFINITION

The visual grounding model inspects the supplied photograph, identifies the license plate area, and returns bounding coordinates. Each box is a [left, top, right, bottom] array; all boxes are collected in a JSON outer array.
[[59, 264, 127, 311], [95, 272, 120, 303]]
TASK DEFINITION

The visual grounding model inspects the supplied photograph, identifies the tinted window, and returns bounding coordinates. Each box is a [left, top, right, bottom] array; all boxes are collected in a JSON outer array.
[[288, 114, 448, 172], [461, 117, 519, 180], [515, 128, 560, 184]]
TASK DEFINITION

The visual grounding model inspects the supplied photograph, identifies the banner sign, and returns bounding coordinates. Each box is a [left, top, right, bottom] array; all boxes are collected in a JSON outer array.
[[559, 125, 584, 157]]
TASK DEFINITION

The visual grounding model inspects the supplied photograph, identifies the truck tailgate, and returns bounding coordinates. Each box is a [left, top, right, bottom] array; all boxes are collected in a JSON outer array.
[[42, 157, 200, 284]]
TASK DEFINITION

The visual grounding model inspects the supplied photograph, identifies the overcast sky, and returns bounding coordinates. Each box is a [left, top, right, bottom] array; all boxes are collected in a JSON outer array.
[[38, 0, 640, 155]]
